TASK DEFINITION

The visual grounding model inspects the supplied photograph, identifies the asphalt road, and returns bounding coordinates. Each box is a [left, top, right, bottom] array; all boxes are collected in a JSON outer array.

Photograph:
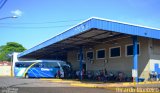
[[0, 77, 114, 93]]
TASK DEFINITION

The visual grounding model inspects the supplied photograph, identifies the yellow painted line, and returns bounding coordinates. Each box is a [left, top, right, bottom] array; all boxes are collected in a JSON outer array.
[[104, 81, 160, 88], [70, 83, 119, 92], [72, 83, 160, 93], [143, 81, 160, 84], [52, 81, 80, 83], [41, 78, 160, 88], [40, 79, 63, 81], [70, 83, 97, 88], [41, 79, 73, 81], [122, 81, 160, 86], [41, 79, 82, 83], [41, 78, 160, 92]]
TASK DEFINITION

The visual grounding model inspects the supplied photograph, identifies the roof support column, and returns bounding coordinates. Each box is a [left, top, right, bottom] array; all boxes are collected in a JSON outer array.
[[79, 46, 83, 80], [132, 36, 138, 83]]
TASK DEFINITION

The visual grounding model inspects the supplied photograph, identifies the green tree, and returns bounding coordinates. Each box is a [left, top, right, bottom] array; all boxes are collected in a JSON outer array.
[[0, 42, 26, 61]]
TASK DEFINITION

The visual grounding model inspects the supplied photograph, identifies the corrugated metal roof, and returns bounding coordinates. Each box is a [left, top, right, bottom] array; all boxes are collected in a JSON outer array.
[[18, 17, 160, 58]]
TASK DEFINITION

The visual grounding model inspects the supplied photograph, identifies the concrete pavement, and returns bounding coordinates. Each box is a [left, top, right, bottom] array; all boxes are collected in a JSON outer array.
[[41, 78, 160, 92], [40, 78, 160, 88], [0, 77, 115, 93], [1, 77, 160, 93]]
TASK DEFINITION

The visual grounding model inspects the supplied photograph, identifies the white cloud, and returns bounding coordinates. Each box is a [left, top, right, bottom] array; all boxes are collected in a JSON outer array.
[[11, 9, 23, 17]]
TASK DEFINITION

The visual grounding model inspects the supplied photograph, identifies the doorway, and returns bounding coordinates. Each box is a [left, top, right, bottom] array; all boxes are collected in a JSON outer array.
[[82, 63, 87, 74]]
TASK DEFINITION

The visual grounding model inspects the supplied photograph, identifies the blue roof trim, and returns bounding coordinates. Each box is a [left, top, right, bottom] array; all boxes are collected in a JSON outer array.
[[92, 18, 160, 39], [18, 17, 160, 58]]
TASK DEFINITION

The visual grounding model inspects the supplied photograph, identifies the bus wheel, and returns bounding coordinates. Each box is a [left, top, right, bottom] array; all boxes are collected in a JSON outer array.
[[25, 74, 29, 79]]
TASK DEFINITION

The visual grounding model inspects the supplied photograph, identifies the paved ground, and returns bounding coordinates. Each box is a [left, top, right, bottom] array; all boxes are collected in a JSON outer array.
[[0, 77, 114, 93], [0, 77, 69, 87], [41, 78, 160, 88], [41, 78, 160, 93], [1, 77, 160, 93]]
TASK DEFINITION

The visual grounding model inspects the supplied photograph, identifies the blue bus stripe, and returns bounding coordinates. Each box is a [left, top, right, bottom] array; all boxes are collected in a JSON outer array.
[[30, 69, 38, 78]]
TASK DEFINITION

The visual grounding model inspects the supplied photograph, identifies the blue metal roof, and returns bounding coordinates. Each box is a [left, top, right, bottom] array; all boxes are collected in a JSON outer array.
[[18, 17, 160, 58]]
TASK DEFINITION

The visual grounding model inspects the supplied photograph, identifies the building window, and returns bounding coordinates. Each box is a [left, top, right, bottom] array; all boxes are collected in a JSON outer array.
[[77, 53, 84, 60], [126, 44, 140, 56], [97, 49, 105, 59], [109, 46, 121, 58], [86, 51, 94, 60]]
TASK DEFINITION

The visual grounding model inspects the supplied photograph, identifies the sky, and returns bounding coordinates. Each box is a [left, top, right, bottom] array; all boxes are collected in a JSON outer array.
[[0, 0, 160, 49]]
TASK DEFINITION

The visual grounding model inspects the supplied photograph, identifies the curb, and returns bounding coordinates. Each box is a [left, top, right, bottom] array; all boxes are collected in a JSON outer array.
[[122, 81, 160, 86], [70, 83, 117, 92], [70, 83, 97, 88], [40, 79, 81, 83], [41, 79, 160, 89], [40, 79, 63, 81]]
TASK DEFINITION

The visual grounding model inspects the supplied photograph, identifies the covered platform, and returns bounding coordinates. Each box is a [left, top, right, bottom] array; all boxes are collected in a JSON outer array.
[[18, 17, 160, 82]]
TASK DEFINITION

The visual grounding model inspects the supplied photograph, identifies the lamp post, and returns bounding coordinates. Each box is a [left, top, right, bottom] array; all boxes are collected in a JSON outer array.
[[0, 16, 17, 20]]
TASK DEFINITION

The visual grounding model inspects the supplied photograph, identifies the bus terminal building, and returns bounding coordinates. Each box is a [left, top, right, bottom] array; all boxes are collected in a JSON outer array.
[[17, 17, 160, 82]]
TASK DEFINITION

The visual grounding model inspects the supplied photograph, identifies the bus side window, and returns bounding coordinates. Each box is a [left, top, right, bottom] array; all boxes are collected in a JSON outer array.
[[54, 66, 60, 68], [43, 62, 48, 68], [52, 62, 60, 68], [15, 63, 20, 67], [43, 62, 60, 68], [39, 62, 44, 68]]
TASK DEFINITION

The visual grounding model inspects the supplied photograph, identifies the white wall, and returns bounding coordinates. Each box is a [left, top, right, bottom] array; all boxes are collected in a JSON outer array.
[[0, 66, 11, 76]]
